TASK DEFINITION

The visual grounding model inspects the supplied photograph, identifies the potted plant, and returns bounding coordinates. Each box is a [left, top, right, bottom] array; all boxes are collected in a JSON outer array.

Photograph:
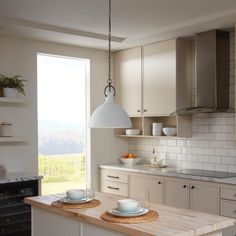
[[0, 77, 4, 97], [0, 74, 27, 97]]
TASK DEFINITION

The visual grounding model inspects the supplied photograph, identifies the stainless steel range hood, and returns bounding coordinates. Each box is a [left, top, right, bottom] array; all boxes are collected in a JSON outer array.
[[171, 30, 230, 115]]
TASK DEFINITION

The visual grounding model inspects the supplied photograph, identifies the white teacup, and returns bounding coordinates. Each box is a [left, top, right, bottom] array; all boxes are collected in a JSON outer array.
[[117, 199, 139, 212], [66, 189, 85, 200]]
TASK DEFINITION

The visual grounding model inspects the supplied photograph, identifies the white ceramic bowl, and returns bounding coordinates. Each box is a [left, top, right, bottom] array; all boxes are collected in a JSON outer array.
[[125, 129, 141, 135], [117, 199, 139, 212], [120, 157, 141, 166], [162, 127, 177, 136], [66, 189, 85, 200]]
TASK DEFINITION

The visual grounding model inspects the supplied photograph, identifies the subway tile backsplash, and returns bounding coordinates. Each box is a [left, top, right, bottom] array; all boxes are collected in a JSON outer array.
[[128, 32, 236, 172]]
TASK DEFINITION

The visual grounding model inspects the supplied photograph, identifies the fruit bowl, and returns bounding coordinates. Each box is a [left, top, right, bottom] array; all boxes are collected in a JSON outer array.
[[120, 157, 141, 166]]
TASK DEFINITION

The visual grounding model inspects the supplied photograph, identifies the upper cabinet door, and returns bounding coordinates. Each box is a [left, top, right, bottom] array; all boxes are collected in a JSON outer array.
[[143, 40, 176, 116], [115, 47, 142, 117]]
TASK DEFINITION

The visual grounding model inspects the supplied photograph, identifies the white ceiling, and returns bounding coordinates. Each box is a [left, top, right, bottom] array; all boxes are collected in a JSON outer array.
[[0, 0, 236, 50]]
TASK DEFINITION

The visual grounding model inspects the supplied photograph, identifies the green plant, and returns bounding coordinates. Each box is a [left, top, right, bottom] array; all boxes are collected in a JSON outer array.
[[0, 74, 27, 95]]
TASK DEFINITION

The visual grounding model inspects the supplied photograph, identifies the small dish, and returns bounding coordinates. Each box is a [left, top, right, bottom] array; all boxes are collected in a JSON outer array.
[[109, 207, 149, 217], [125, 129, 141, 135], [59, 197, 93, 204], [162, 127, 177, 136]]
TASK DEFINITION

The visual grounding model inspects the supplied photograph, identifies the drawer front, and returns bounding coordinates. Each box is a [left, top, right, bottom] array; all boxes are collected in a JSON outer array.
[[221, 187, 236, 201], [221, 200, 236, 218], [101, 169, 128, 183], [100, 180, 128, 196]]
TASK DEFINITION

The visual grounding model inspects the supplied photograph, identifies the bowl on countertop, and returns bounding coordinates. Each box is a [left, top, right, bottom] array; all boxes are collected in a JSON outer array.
[[66, 189, 85, 200], [117, 199, 139, 212], [120, 157, 141, 166], [162, 127, 177, 136], [125, 129, 141, 135]]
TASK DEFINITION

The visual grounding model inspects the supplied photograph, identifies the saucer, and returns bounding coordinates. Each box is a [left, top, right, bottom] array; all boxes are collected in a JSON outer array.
[[109, 207, 149, 217], [59, 197, 93, 204]]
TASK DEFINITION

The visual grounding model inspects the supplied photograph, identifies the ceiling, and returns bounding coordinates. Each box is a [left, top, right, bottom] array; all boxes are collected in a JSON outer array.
[[0, 0, 236, 51]]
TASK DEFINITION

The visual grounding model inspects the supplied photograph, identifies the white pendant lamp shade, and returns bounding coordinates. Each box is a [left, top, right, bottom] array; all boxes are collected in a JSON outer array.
[[89, 91, 132, 128], [89, 0, 131, 128]]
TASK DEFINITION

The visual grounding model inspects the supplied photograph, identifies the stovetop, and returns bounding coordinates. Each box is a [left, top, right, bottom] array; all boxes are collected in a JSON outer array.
[[168, 169, 236, 178]]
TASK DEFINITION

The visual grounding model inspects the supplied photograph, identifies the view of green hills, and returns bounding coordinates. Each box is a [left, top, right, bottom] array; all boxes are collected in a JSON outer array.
[[38, 120, 86, 195]]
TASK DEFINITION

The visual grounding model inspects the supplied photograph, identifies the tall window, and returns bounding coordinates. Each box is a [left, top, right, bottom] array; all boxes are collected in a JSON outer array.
[[37, 54, 88, 195]]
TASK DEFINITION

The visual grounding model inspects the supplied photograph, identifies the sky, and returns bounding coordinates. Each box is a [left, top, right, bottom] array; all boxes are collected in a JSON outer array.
[[37, 54, 88, 124]]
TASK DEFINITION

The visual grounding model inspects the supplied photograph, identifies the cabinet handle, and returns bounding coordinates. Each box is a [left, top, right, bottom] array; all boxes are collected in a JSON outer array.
[[143, 109, 148, 112], [107, 186, 119, 190], [191, 186, 195, 189], [137, 109, 141, 112], [158, 181, 162, 184], [183, 185, 187, 188], [107, 175, 119, 179]]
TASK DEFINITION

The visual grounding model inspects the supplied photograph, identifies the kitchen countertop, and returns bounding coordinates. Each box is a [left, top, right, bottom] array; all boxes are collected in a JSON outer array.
[[25, 192, 235, 236], [0, 172, 43, 184], [100, 164, 236, 185]]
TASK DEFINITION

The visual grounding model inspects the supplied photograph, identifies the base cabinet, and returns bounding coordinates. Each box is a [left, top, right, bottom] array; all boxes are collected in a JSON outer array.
[[129, 174, 163, 204], [190, 181, 219, 215], [32, 208, 125, 236], [164, 178, 189, 209], [222, 224, 236, 236]]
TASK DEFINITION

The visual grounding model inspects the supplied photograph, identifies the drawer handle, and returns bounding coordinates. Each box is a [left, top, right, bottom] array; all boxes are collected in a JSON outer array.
[[137, 109, 141, 112], [143, 109, 148, 112], [107, 175, 120, 179], [107, 186, 119, 190], [183, 185, 187, 189], [158, 181, 162, 184], [191, 186, 195, 189]]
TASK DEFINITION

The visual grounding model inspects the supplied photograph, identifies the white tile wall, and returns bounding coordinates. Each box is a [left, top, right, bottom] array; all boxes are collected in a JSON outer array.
[[128, 32, 236, 172]]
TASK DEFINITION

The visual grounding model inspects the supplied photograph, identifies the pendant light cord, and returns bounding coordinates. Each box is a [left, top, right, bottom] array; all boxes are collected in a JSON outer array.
[[104, 0, 116, 96]]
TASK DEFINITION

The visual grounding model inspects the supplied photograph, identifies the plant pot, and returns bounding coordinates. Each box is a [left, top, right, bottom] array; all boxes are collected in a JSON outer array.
[[3, 88, 17, 98], [0, 88, 3, 97]]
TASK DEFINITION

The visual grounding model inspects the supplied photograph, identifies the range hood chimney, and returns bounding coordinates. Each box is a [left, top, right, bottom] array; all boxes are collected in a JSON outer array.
[[172, 29, 230, 115]]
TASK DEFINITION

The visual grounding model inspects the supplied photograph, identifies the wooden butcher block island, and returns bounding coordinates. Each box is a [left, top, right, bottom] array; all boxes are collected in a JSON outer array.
[[25, 192, 235, 236]]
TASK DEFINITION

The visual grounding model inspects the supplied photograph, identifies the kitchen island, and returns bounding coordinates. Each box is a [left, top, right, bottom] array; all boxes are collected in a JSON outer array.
[[25, 192, 235, 236]]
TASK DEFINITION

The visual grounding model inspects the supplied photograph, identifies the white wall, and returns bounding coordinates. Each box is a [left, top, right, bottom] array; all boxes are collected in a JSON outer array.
[[128, 32, 236, 172], [0, 34, 127, 189]]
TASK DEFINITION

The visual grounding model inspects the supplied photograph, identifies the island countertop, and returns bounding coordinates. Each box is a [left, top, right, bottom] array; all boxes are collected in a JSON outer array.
[[25, 192, 235, 236]]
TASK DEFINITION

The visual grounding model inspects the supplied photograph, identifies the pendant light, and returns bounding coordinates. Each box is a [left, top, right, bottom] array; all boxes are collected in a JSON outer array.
[[89, 0, 132, 128]]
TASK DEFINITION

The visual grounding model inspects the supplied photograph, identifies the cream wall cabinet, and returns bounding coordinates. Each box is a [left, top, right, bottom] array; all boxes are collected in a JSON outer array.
[[129, 173, 164, 204], [115, 47, 142, 117], [114, 38, 192, 138], [143, 39, 192, 116]]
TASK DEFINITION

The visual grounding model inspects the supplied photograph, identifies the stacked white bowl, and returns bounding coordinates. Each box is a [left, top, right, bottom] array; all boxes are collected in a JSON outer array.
[[152, 123, 163, 136]]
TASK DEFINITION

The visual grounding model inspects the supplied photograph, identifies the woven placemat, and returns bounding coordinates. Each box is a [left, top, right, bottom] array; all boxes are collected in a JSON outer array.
[[51, 199, 101, 209], [100, 210, 159, 224]]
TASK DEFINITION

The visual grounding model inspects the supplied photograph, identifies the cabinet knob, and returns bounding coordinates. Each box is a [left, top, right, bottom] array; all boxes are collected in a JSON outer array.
[[137, 109, 141, 112], [158, 181, 162, 184], [191, 186, 195, 189], [143, 109, 148, 112], [183, 185, 187, 188]]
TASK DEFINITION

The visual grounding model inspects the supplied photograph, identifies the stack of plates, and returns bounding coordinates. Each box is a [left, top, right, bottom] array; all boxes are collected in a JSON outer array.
[[109, 207, 149, 217], [59, 197, 93, 204]]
